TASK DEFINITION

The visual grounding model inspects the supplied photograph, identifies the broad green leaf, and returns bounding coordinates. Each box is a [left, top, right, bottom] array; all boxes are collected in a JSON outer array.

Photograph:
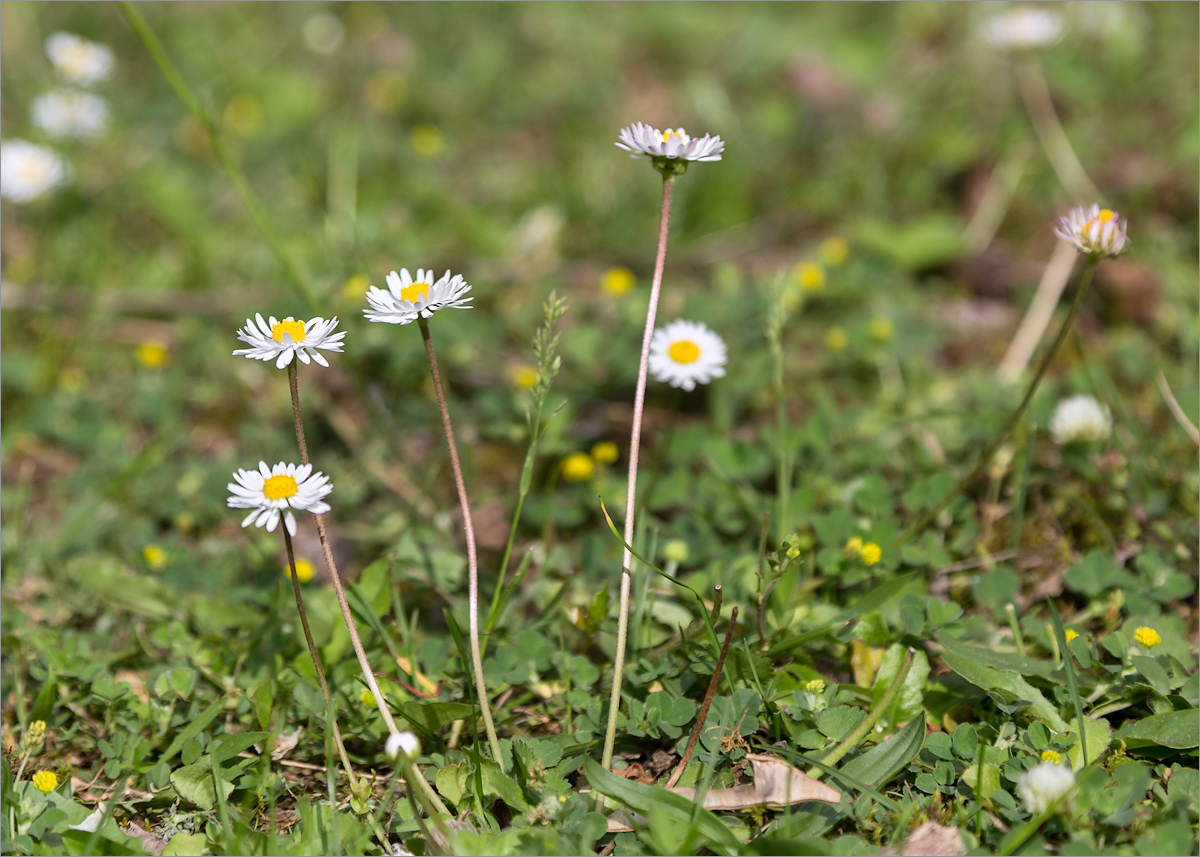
[[1114, 709, 1199, 749], [435, 763, 466, 808], [871, 644, 930, 724], [163, 833, 209, 856], [1066, 717, 1111, 769], [940, 649, 1067, 732], [583, 757, 742, 854], [939, 638, 1058, 680], [396, 702, 475, 732], [1132, 656, 1171, 697], [960, 763, 1001, 800], [817, 706, 866, 742], [837, 717, 924, 790], [210, 731, 267, 764], [170, 758, 234, 810], [159, 695, 227, 764]]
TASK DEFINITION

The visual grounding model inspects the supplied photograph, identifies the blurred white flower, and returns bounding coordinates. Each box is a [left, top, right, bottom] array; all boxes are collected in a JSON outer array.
[[981, 6, 1063, 50], [233, 314, 346, 369], [303, 12, 345, 55], [31, 89, 109, 141], [385, 731, 421, 762], [1050, 394, 1112, 445], [0, 139, 71, 203], [615, 123, 724, 163], [44, 32, 115, 86], [648, 319, 727, 391], [227, 461, 332, 537], [364, 268, 474, 325], [1017, 761, 1074, 814], [1054, 204, 1130, 257]]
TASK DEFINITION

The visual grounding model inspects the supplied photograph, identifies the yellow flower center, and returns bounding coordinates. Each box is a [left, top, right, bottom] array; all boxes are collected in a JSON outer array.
[[668, 340, 701, 364], [271, 319, 307, 343], [263, 474, 298, 500], [662, 130, 680, 142], [1097, 209, 1114, 223], [400, 281, 431, 303], [1041, 749, 1062, 764]]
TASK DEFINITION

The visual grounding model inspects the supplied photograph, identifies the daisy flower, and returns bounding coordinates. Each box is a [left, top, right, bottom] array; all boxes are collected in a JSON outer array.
[[363, 268, 473, 325], [31, 89, 109, 141], [980, 6, 1063, 50], [0, 140, 71, 203], [648, 319, 727, 391], [615, 123, 724, 173], [1049, 394, 1112, 444], [385, 730, 421, 762], [233, 314, 346, 369], [44, 32, 115, 86], [1054, 204, 1129, 257], [227, 461, 332, 537], [1016, 761, 1074, 814]]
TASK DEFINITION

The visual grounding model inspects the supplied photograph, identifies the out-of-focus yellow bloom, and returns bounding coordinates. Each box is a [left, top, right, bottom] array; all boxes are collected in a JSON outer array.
[[590, 441, 619, 465], [137, 342, 170, 369], [360, 688, 374, 707], [1133, 626, 1161, 648], [662, 539, 689, 564], [825, 327, 848, 352], [410, 123, 444, 157], [57, 367, 86, 393], [602, 266, 636, 296], [561, 453, 595, 482], [844, 537, 863, 559], [342, 273, 369, 302], [794, 261, 825, 295], [512, 365, 538, 390], [143, 544, 168, 571], [819, 237, 849, 266], [861, 542, 882, 566], [805, 678, 826, 693], [869, 317, 894, 343], [32, 771, 57, 793], [1064, 629, 1078, 643], [285, 558, 316, 584], [223, 94, 263, 136], [363, 72, 406, 114]]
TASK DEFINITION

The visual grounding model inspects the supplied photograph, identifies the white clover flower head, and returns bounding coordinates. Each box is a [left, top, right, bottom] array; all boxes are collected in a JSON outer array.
[[385, 731, 421, 763], [0, 140, 71, 203], [233, 314, 346, 369], [44, 32, 115, 86], [615, 122, 724, 176], [1049, 393, 1112, 445], [31, 89, 109, 141], [1017, 761, 1075, 815], [363, 268, 474, 325], [648, 319, 727, 391], [1054, 204, 1130, 257], [227, 461, 332, 537], [981, 5, 1064, 50]]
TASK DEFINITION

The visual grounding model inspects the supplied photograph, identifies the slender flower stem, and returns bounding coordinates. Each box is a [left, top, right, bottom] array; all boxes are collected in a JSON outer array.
[[898, 256, 1100, 547], [601, 176, 676, 780], [286, 363, 451, 817], [281, 527, 358, 790], [416, 317, 505, 773], [118, 1, 319, 314]]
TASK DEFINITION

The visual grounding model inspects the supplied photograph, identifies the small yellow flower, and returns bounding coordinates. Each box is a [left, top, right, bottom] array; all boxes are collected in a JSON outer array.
[[360, 688, 375, 707], [223, 93, 263, 136], [1041, 749, 1062, 764], [662, 539, 689, 564], [341, 273, 369, 302], [512, 365, 538, 390], [284, 558, 316, 584], [861, 542, 882, 566], [844, 537, 863, 560], [602, 266, 636, 296], [793, 261, 826, 295], [805, 678, 826, 694], [561, 453, 595, 483], [869, 317, 894, 343], [1133, 626, 1161, 648], [32, 770, 57, 793], [590, 441, 619, 465], [143, 544, 168, 571], [363, 71, 406, 114], [819, 236, 849, 266], [410, 123, 444, 158], [1064, 629, 1078, 643], [28, 720, 46, 742], [825, 327, 848, 352], [174, 512, 196, 533], [57, 366, 86, 393], [136, 341, 170, 369]]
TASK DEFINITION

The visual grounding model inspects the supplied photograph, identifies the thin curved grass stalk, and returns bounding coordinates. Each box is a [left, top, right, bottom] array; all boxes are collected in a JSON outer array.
[[600, 176, 676, 787], [416, 317, 504, 773], [280, 526, 358, 791], [286, 364, 451, 817], [807, 647, 916, 779], [897, 256, 1100, 547]]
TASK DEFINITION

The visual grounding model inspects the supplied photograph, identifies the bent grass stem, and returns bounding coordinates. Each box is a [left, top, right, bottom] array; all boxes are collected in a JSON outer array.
[[601, 175, 676, 787], [417, 317, 505, 773]]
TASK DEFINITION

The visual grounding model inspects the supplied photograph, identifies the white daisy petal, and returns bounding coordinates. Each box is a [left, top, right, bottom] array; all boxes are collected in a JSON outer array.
[[233, 314, 346, 369], [31, 89, 108, 141], [1, 140, 72, 204], [364, 268, 474, 326], [1053, 204, 1129, 258], [44, 32, 114, 86], [228, 460, 334, 536], [648, 319, 728, 391], [615, 123, 724, 168], [1049, 394, 1112, 445]]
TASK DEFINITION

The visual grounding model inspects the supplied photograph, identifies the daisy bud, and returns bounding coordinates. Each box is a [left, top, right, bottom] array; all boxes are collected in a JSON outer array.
[[385, 731, 421, 763]]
